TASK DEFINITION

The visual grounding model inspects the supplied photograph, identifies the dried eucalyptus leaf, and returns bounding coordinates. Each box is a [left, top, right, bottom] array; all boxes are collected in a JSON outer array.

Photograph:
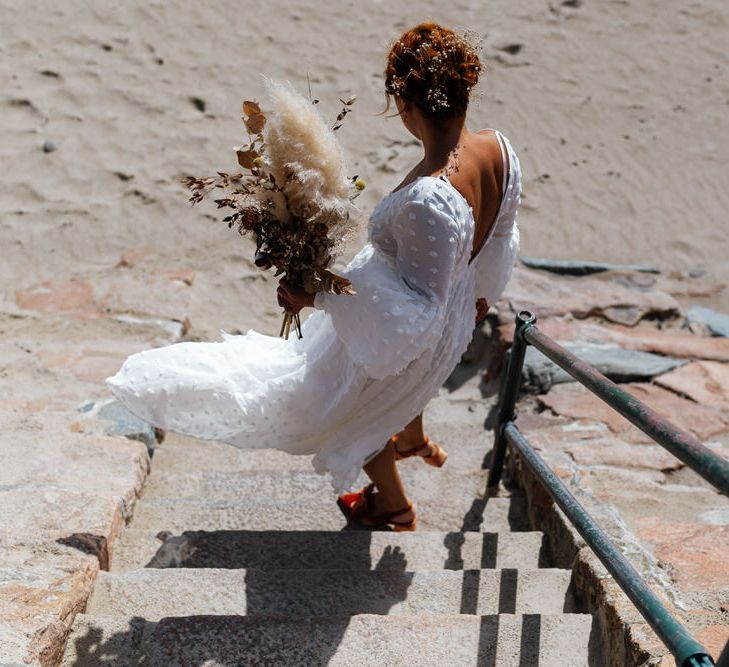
[[245, 112, 266, 135], [243, 100, 261, 117], [236, 148, 259, 169]]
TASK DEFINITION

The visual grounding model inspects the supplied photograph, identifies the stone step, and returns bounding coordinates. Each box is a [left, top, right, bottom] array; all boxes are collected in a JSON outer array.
[[87, 568, 577, 620], [150, 435, 315, 474], [63, 612, 595, 666], [112, 529, 547, 572], [143, 466, 492, 502], [151, 420, 494, 476], [128, 493, 527, 533]]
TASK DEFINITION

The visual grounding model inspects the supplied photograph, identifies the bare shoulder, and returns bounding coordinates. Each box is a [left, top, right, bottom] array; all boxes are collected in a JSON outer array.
[[449, 129, 504, 190]]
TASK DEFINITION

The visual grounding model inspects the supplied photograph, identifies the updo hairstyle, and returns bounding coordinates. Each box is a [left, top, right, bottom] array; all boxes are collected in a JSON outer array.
[[384, 22, 482, 120]]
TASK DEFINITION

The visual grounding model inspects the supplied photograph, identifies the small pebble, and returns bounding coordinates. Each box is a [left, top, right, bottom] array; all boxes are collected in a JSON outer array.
[[42, 139, 57, 153]]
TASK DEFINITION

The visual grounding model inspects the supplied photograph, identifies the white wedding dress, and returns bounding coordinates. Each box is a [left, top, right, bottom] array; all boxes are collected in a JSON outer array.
[[107, 131, 521, 492]]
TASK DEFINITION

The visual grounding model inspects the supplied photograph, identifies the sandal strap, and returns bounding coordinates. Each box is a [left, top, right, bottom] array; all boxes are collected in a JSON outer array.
[[393, 435, 434, 459], [338, 483, 376, 518], [362, 503, 414, 526]]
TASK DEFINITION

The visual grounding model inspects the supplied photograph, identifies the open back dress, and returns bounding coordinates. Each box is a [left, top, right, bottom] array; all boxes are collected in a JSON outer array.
[[108, 130, 522, 492]]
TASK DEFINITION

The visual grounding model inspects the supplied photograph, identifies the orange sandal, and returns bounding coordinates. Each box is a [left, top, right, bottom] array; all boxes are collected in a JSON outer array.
[[337, 483, 417, 532], [391, 435, 448, 468]]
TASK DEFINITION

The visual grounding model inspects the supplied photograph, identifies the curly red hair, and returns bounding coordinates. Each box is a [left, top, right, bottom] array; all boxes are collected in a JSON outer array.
[[385, 22, 482, 120]]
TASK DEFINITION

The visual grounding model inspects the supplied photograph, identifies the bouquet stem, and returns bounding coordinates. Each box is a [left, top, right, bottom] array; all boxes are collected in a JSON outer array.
[[279, 311, 303, 340]]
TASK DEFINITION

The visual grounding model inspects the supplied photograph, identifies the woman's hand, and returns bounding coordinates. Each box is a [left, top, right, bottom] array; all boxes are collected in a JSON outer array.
[[475, 297, 489, 324], [277, 279, 315, 314]]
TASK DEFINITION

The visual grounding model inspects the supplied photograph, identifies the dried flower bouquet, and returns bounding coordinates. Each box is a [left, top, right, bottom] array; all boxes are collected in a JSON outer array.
[[183, 78, 364, 339]]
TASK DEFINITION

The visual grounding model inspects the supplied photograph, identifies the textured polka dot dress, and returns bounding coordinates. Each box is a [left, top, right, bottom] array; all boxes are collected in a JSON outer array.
[[107, 131, 522, 493]]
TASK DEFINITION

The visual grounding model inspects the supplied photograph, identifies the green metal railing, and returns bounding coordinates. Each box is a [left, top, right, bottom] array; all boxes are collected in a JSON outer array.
[[486, 310, 729, 667]]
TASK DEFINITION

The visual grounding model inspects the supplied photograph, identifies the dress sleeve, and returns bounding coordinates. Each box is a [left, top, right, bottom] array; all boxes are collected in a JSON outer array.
[[315, 193, 462, 379]]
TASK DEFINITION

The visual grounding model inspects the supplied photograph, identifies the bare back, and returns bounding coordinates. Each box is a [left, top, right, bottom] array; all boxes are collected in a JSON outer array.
[[394, 129, 507, 261], [446, 129, 507, 261]]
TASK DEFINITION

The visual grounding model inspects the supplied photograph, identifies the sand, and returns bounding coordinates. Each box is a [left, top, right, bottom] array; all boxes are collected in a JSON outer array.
[[1, 0, 728, 340]]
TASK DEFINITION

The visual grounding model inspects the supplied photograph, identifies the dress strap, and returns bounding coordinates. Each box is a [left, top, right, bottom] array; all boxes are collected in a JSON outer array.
[[469, 130, 512, 265], [494, 131, 509, 195]]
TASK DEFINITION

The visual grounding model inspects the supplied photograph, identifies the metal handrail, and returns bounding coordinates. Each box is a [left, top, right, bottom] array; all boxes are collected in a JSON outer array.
[[486, 310, 727, 667]]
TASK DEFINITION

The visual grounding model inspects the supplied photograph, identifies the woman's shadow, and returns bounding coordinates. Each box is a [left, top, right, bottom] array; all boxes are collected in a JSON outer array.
[[68, 529, 413, 665]]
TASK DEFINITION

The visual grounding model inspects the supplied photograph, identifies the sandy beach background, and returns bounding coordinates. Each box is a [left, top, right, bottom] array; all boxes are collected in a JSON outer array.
[[1, 0, 727, 340]]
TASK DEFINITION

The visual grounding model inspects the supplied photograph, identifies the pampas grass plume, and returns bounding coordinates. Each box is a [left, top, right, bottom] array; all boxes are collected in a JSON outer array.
[[264, 78, 351, 228]]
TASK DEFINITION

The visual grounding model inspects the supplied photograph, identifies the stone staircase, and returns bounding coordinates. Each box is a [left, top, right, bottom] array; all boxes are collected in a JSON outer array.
[[62, 386, 599, 665]]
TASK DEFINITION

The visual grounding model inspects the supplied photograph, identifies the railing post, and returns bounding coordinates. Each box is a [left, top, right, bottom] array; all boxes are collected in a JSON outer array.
[[486, 310, 536, 493]]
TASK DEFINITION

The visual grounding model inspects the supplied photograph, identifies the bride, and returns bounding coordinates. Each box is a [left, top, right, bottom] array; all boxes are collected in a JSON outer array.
[[108, 22, 521, 531]]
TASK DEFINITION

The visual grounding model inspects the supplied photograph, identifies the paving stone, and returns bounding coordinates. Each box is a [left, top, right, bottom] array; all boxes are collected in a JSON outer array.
[[635, 518, 729, 592], [63, 613, 595, 667], [497, 267, 679, 326], [694, 624, 729, 665], [499, 318, 729, 362], [585, 323, 729, 362], [97, 399, 158, 454], [526, 429, 685, 471], [655, 361, 729, 412], [523, 343, 683, 391], [35, 340, 149, 384], [112, 529, 545, 572], [15, 279, 94, 314], [0, 405, 150, 663], [0, 546, 98, 667], [0, 411, 149, 524], [97, 270, 192, 323], [538, 382, 729, 440], [86, 568, 576, 619]]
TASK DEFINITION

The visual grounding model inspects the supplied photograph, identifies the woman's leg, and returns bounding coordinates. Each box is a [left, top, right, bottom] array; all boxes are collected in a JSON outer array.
[[390, 413, 448, 466], [392, 414, 427, 451], [363, 440, 414, 518]]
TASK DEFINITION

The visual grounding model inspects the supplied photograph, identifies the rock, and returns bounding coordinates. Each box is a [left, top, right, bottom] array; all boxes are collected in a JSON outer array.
[[523, 343, 683, 392], [520, 256, 660, 276], [538, 382, 729, 441], [97, 399, 159, 454], [42, 139, 57, 153], [686, 306, 729, 338], [497, 267, 679, 327], [655, 361, 729, 412]]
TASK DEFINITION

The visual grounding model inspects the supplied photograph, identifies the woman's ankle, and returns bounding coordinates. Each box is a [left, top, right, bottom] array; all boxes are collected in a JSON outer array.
[[372, 490, 410, 514], [393, 434, 426, 453]]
